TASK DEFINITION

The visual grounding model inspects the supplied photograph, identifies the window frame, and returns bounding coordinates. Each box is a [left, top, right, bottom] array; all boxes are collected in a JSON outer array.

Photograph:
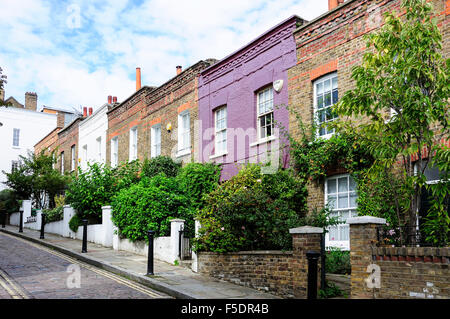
[[313, 72, 338, 139], [111, 137, 118, 167], [151, 124, 162, 158], [70, 145, 76, 171], [324, 174, 358, 250], [129, 126, 138, 161], [177, 111, 191, 156], [256, 86, 275, 142], [12, 128, 20, 147], [214, 106, 227, 156], [60, 152, 65, 173]]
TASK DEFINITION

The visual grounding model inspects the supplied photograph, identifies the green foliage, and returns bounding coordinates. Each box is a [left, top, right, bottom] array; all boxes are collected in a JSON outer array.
[[3, 151, 70, 209], [65, 161, 140, 221], [69, 214, 82, 232], [325, 247, 351, 275], [43, 206, 64, 223], [193, 165, 309, 252], [422, 146, 450, 246], [0, 189, 20, 215], [141, 156, 181, 179], [111, 174, 195, 242], [334, 0, 449, 243], [319, 281, 345, 299], [0, 67, 10, 107], [176, 163, 221, 210]]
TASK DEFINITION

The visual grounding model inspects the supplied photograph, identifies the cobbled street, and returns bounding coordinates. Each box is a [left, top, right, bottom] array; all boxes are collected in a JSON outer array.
[[0, 232, 171, 299]]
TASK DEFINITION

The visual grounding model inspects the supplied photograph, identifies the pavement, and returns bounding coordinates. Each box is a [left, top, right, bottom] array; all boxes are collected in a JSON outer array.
[[0, 225, 280, 299]]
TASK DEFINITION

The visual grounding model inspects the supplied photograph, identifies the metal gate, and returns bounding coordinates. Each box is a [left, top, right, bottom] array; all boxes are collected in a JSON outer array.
[[178, 225, 192, 260]]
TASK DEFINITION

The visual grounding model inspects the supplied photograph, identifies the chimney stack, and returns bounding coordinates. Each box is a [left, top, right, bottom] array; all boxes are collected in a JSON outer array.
[[89, 107, 93, 116], [113, 96, 117, 103], [136, 67, 141, 91], [108, 95, 112, 104], [25, 92, 37, 111], [329, 0, 344, 10], [176, 66, 182, 75], [83, 107, 87, 117], [0, 88, 4, 102]]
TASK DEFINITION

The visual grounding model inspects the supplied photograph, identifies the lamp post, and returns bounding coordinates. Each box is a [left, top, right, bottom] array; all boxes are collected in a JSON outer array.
[[40, 213, 46, 239]]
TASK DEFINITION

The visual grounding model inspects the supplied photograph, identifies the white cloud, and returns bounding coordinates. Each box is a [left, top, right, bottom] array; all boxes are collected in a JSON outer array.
[[0, 0, 328, 112]]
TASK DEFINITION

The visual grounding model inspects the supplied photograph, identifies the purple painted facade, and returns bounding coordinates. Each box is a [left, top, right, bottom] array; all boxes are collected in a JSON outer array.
[[198, 16, 304, 180]]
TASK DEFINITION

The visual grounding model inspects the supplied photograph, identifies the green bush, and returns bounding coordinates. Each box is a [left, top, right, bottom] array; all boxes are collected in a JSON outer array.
[[69, 214, 82, 232], [319, 281, 345, 299], [0, 189, 20, 215], [141, 156, 181, 179], [111, 174, 195, 242], [193, 165, 309, 252], [176, 163, 221, 210], [65, 162, 140, 222], [325, 247, 351, 275], [43, 206, 64, 223]]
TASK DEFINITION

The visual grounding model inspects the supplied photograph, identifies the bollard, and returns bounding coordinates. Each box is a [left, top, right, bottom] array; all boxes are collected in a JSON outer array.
[[178, 225, 184, 260], [19, 209, 23, 233], [320, 233, 326, 290], [146, 230, 155, 276], [40, 213, 46, 239], [306, 250, 321, 300], [81, 219, 88, 253]]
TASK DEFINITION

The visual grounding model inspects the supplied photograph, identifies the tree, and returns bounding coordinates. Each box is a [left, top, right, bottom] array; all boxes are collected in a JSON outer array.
[[3, 150, 70, 209], [0, 67, 10, 107], [334, 0, 449, 244]]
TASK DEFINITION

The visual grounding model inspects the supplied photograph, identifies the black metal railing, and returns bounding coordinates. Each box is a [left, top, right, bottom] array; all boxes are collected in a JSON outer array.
[[376, 226, 436, 247]]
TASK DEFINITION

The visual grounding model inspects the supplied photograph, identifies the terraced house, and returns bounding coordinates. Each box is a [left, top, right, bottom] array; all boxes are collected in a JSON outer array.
[[288, 0, 449, 249], [106, 61, 216, 167], [198, 15, 306, 180]]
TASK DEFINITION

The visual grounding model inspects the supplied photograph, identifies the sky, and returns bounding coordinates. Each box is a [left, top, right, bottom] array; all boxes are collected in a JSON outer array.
[[0, 0, 328, 114]]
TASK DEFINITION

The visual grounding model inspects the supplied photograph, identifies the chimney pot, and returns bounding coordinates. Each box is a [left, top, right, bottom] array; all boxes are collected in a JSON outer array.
[[136, 67, 141, 91], [108, 95, 112, 104], [83, 107, 87, 117], [89, 107, 93, 116], [176, 66, 182, 75], [113, 96, 117, 103]]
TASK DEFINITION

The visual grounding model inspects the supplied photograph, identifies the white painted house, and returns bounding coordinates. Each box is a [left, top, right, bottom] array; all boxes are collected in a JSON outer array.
[[78, 103, 110, 170], [0, 106, 57, 191]]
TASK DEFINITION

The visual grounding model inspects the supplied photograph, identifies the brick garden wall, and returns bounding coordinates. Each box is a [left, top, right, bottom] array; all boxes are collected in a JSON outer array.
[[197, 227, 323, 299], [349, 217, 450, 299], [198, 251, 295, 298]]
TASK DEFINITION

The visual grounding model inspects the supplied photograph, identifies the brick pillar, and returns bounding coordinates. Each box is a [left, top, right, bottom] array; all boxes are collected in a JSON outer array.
[[348, 216, 386, 299], [289, 226, 323, 299]]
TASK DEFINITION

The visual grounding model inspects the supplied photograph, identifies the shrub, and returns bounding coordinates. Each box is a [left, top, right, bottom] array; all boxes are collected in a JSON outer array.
[[141, 156, 181, 179], [176, 163, 221, 210], [325, 247, 351, 275], [69, 214, 82, 232], [0, 189, 20, 215], [65, 161, 140, 222], [193, 165, 309, 252], [43, 206, 64, 223], [111, 174, 195, 242]]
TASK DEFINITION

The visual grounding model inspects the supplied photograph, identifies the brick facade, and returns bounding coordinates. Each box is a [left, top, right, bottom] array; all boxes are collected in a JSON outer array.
[[57, 117, 82, 174], [288, 0, 448, 212], [106, 60, 216, 166], [34, 128, 60, 156]]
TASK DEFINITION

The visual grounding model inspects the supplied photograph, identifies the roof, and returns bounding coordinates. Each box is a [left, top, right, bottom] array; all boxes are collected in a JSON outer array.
[[106, 85, 156, 115], [40, 105, 78, 114], [200, 15, 305, 75]]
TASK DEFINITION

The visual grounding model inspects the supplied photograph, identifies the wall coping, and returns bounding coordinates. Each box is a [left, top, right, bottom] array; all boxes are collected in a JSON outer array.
[[289, 226, 323, 234], [198, 250, 293, 256], [101, 206, 112, 209], [170, 219, 185, 223], [347, 216, 386, 225]]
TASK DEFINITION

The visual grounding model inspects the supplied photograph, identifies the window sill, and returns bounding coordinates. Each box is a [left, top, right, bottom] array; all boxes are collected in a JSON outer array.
[[249, 136, 277, 147], [209, 152, 228, 160], [176, 149, 191, 158]]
